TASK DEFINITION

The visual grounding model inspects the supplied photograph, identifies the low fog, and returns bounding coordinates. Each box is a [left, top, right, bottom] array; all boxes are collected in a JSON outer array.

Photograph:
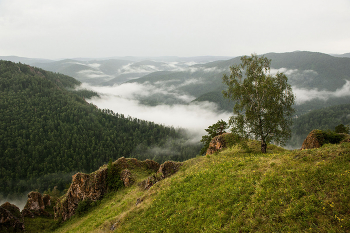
[[270, 68, 350, 104], [293, 80, 350, 104], [78, 65, 350, 143], [78, 82, 232, 141], [0, 195, 28, 211]]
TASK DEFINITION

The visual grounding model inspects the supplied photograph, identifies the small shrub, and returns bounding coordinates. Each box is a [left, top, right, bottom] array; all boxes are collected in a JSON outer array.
[[223, 133, 241, 147], [322, 130, 345, 144], [335, 124, 349, 134], [107, 159, 124, 191], [75, 199, 101, 217], [75, 199, 93, 216]]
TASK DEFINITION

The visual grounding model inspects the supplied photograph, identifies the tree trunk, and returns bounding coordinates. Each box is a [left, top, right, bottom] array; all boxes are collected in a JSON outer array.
[[261, 140, 267, 153]]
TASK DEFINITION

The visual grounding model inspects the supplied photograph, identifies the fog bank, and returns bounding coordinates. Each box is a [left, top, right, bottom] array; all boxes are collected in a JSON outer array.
[[79, 82, 231, 141]]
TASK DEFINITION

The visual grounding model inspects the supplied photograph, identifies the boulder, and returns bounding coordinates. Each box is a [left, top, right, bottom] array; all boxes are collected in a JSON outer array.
[[0, 206, 24, 232], [157, 161, 182, 179], [206, 133, 230, 155], [301, 130, 324, 149], [138, 175, 162, 190], [21, 209, 34, 218], [22, 191, 51, 217], [120, 169, 134, 187], [43, 194, 51, 207], [23, 191, 45, 211], [139, 161, 182, 190], [1, 202, 21, 219]]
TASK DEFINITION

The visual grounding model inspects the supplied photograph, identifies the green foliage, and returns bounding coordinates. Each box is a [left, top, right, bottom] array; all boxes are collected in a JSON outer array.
[[322, 130, 346, 144], [200, 120, 228, 155], [223, 133, 249, 152], [43, 186, 62, 206], [24, 215, 58, 233], [107, 160, 124, 191], [222, 54, 295, 153], [75, 199, 101, 217], [335, 124, 349, 134], [69, 89, 99, 99]]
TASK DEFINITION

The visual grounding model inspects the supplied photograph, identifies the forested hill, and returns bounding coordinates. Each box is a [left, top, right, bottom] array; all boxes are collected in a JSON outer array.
[[0, 60, 200, 198]]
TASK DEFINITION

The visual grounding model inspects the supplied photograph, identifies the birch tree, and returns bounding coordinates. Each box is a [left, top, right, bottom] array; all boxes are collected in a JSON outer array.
[[222, 54, 295, 153]]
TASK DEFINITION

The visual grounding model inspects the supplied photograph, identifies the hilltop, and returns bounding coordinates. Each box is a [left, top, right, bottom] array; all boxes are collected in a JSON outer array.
[[15, 139, 350, 232]]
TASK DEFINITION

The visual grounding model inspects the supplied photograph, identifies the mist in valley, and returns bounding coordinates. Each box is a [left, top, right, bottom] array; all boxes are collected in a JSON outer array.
[[79, 82, 232, 142]]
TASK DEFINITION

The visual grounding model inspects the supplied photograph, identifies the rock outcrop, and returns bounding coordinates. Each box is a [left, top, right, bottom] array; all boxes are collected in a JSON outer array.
[[301, 130, 324, 150], [54, 170, 108, 221], [1, 202, 22, 219], [139, 161, 182, 190], [120, 169, 134, 187], [24, 192, 45, 211], [21, 209, 35, 218], [55, 157, 160, 221], [43, 194, 51, 207], [206, 133, 230, 155], [22, 191, 51, 217], [0, 202, 24, 232], [301, 130, 349, 149], [158, 161, 182, 179]]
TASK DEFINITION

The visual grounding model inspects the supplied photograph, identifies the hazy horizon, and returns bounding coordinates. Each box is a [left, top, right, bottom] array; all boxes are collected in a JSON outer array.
[[1, 0, 349, 59]]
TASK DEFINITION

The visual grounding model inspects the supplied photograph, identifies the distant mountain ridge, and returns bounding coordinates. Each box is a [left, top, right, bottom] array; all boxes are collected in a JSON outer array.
[[1, 56, 233, 86], [331, 52, 350, 58], [3, 51, 350, 115]]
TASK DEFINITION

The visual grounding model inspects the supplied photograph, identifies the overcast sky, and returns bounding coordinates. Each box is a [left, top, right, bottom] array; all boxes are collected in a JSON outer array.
[[0, 0, 349, 59]]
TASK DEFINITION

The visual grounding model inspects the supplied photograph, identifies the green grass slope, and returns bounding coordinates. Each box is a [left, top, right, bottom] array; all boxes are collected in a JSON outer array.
[[52, 141, 350, 233]]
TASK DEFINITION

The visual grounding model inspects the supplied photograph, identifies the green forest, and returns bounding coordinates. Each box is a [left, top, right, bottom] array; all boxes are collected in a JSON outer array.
[[0, 61, 200, 198]]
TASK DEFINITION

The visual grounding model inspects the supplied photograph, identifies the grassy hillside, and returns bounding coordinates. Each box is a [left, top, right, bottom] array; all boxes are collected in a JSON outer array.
[[49, 141, 350, 232]]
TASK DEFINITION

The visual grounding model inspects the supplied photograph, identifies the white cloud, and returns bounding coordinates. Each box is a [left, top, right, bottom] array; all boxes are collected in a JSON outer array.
[[178, 78, 205, 87], [269, 68, 350, 104], [78, 82, 231, 140], [88, 94, 231, 140], [117, 63, 158, 74], [77, 70, 113, 79], [269, 68, 317, 77], [88, 63, 101, 69], [293, 80, 350, 104]]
